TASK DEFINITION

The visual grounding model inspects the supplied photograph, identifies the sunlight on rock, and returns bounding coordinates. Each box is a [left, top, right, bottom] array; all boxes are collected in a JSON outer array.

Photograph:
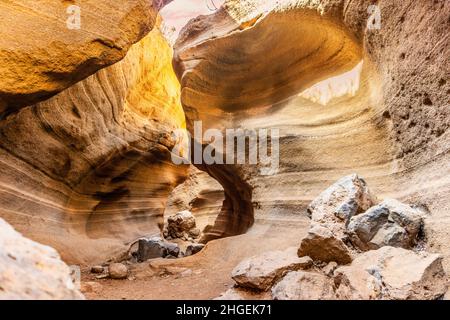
[[299, 61, 364, 106]]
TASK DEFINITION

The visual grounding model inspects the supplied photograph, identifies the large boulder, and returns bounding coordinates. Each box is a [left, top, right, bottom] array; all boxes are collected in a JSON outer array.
[[298, 224, 353, 265], [347, 199, 424, 250], [232, 247, 313, 291], [0, 218, 84, 300], [308, 174, 376, 236], [334, 246, 447, 300], [271, 271, 336, 300]]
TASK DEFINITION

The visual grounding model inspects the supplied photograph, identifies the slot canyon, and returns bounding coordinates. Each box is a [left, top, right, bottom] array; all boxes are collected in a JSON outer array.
[[0, 0, 449, 301]]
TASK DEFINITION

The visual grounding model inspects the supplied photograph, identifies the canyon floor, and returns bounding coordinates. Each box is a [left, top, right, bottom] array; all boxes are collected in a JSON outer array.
[[81, 217, 308, 300]]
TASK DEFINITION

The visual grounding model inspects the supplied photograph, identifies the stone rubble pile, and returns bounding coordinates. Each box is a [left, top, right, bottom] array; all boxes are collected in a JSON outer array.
[[217, 174, 448, 300]]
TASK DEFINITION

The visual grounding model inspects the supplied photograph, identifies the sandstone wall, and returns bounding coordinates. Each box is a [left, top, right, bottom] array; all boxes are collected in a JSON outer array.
[[0, 24, 187, 264], [173, 0, 450, 271]]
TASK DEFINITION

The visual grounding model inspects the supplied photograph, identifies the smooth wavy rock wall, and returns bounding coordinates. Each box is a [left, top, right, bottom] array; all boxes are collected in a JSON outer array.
[[0, 21, 187, 264], [173, 0, 450, 272]]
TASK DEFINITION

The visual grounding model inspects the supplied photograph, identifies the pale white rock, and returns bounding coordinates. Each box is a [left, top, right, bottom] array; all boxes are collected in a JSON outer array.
[[232, 247, 313, 291], [0, 218, 84, 300], [334, 246, 447, 300]]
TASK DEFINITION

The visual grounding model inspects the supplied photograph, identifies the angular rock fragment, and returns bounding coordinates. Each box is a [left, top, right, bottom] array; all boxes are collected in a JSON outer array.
[[347, 199, 424, 250], [0, 218, 84, 300], [298, 224, 352, 264], [137, 237, 180, 261], [272, 271, 336, 300], [232, 247, 313, 291], [334, 246, 446, 300]]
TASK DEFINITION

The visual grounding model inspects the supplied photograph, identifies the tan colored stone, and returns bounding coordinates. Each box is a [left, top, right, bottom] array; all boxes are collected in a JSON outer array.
[[272, 271, 336, 300], [0, 0, 162, 114], [298, 224, 352, 265], [334, 246, 447, 300], [232, 247, 313, 291], [108, 263, 128, 280]]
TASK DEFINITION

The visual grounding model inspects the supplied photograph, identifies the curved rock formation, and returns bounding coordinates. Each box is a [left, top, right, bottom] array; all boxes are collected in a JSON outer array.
[[0, 0, 168, 116], [0, 22, 187, 264], [173, 0, 450, 274]]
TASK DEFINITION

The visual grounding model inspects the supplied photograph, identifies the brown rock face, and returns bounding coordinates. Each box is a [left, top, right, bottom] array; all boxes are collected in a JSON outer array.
[[297, 224, 353, 265], [0, 0, 164, 115], [0, 217, 84, 300], [0, 25, 187, 264]]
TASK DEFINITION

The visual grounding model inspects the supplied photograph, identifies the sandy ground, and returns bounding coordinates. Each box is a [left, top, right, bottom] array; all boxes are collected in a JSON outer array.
[[81, 217, 309, 300]]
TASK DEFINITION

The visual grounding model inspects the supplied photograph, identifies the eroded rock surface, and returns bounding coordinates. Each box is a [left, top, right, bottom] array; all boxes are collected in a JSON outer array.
[[347, 199, 424, 250], [232, 247, 313, 291], [298, 224, 353, 264], [164, 210, 200, 240], [272, 271, 336, 300], [0, 217, 84, 300], [308, 174, 376, 235], [334, 246, 447, 300], [0, 24, 187, 264], [0, 0, 166, 114]]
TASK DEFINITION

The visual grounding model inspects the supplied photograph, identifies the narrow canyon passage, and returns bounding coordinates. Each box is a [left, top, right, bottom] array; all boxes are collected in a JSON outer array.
[[0, 0, 448, 300]]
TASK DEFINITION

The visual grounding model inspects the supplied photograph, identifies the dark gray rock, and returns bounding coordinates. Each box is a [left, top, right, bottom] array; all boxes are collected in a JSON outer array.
[[185, 243, 205, 256], [347, 199, 424, 250], [137, 237, 180, 261]]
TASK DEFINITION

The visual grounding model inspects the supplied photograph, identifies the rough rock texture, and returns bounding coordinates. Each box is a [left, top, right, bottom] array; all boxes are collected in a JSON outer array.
[[271, 271, 336, 300], [347, 199, 424, 250], [308, 174, 376, 236], [165, 210, 200, 239], [137, 237, 180, 261], [173, 0, 450, 277], [298, 174, 376, 264], [0, 23, 187, 264], [232, 247, 313, 291], [0, 217, 84, 300], [298, 224, 353, 264], [334, 246, 447, 300], [0, 0, 169, 115]]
